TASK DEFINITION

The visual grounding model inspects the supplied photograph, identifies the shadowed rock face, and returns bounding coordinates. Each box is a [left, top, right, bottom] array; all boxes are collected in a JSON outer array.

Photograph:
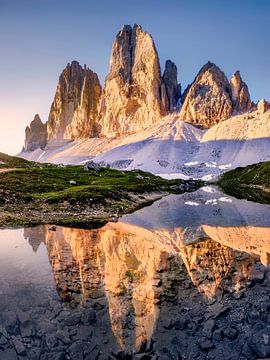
[[162, 60, 181, 111], [98, 24, 174, 136], [180, 62, 233, 127], [47, 61, 102, 140], [24, 114, 47, 152], [230, 71, 252, 113]]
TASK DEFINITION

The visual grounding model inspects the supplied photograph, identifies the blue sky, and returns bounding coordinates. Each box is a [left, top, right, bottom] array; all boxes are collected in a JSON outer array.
[[0, 0, 270, 154]]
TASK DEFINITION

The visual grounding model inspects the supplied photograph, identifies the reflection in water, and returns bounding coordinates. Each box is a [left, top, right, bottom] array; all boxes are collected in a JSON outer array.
[[1, 186, 270, 358], [22, 187, 270, 352]]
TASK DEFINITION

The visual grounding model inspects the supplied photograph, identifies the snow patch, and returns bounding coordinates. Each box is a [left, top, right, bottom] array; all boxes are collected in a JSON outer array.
[[219, 197, 233, 203], [201, 186, 216, 193], [185, 201, 200, 206]]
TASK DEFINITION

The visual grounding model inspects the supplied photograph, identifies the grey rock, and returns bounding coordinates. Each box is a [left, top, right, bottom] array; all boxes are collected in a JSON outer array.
[[0, 348, 17, 360]]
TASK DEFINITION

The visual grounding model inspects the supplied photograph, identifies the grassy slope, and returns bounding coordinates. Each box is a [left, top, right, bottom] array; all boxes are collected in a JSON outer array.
[[218, 161, 270, 204], [0, 153, 201, 228]]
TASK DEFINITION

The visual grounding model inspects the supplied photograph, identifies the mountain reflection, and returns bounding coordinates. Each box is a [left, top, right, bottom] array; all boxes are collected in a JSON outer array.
[[23, 187, 270, 351]]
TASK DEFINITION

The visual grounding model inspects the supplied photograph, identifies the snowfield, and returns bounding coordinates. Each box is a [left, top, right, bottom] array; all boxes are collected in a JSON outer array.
[[19, 109, 270, 180]]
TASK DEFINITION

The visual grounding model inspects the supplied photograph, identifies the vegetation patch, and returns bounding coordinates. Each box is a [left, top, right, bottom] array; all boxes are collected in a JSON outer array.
[[0, 154, 202, 228], [218, 161, 270, 204]]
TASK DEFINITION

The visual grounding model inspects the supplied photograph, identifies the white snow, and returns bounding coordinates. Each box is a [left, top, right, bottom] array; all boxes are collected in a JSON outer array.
[[185, 201, 200, 206], [219, 197, 233, 203], [19, 109, 270, 180], [201, 186, 216, 193]]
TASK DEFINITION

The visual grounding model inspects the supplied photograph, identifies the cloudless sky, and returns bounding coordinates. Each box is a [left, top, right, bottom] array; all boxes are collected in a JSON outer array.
[[0, 0, 270, 154]]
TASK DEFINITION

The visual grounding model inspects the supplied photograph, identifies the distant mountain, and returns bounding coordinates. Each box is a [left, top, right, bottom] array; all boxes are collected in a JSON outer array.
[[20, 24, 270, 178], [20, 107, 270, 180]]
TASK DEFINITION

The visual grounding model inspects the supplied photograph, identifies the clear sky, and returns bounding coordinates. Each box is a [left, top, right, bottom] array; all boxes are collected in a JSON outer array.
[[1, 0, 270, 154]]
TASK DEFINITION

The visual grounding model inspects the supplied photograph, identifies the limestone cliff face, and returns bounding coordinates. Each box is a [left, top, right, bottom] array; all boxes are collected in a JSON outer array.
[[162, 60, 181, 111], [230, 71, 252, 113], [98, 25, 171, 137], [24, 114, 47, 152], [47, 61, 102, 140], [180, 62, 233, 127]]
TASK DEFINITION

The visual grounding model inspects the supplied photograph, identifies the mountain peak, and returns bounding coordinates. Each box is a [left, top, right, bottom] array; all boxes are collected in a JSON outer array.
[[230, 70, 252, 113], [180, 62, 232, 127]]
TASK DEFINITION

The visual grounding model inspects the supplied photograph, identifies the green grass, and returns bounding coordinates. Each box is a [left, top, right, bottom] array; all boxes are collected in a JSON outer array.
[[0, 154, 202, 227], [0, 152, 50, 168], [218, 161, 270, 204]]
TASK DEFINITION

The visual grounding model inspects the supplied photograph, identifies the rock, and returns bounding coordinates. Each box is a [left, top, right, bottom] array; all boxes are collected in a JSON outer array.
[[99, 24, 168, 136], [0, 349, 17, 360], [257, 99, 270, 114], [47, 60, 102, 140], [69, 180, 77, 185], [12, 337, 26, 355], [55, 330, 70, 344], [24, 114, 47, 152], [45, 334, 58, 349], [63, 313, 81, 326], [84, 160, 101, 171], [202, 319, 215, 339], [251, 268, 265, 283], [198, 338, 214, 350], [223, 326, 238, 340], [230, 71, 252, 113], [180, 61, 233, 127], [162, 60, 181, 111], [68, 341, 84, 360], [249, 328, 270, 357]]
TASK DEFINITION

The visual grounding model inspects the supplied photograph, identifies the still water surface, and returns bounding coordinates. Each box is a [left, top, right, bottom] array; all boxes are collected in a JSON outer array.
[[1, 186, 270, 359]]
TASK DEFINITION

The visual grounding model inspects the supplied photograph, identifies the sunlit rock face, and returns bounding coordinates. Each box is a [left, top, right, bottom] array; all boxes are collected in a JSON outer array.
[[180, 62, 233, 127], [47, 61, 102, 140], [97, 222, 182, 350], [257, 98, 270, 114], [179, 238, 256, 299], [230, 71, 252, 113], [99, 24, 175, 137], [202, 225, 270, 267], [24, 114, 47, 152]]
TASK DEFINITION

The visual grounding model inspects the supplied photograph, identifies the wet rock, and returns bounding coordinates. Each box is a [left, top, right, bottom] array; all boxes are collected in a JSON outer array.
[[251, 268, 265, 283], [223, 326, 238, 340], [2, 310, 17, 332], [68, 341, 84, 360], [249, 328, 270, 357], [55, 329, 70, 344], [198, 338, 214, 350], [0, 348, 17, 360], [212, 328, 223, 342], [64, 312, 81, 326], [202, 319, 215, 339], [85, 347, 100, 359], [20, 320, 33, 337], [205, 303, 230, 320], [45, 334, 58, 349], [73, 325, 92, 341], [12, 336, 26, 355]]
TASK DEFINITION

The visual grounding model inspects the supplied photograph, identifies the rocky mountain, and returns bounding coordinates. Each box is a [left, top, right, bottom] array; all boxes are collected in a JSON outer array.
[[24, 114, 47, 152], [47, 61, 102, 140], [162, 60, 181, 111], [98, 24, 180, 136], [230, 70, 252, 113], [179, 62, 233, 127], [180, 62, 253, 127]]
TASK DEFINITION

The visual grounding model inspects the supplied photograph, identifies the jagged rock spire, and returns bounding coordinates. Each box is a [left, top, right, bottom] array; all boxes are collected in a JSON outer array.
[[180, 62, 233, 127], [230, 71, 252, 113], [98, 24, 169, 136], [47, 60, 102, 140], [24, 114, 47, 152], [162, 60, 181, 111]]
